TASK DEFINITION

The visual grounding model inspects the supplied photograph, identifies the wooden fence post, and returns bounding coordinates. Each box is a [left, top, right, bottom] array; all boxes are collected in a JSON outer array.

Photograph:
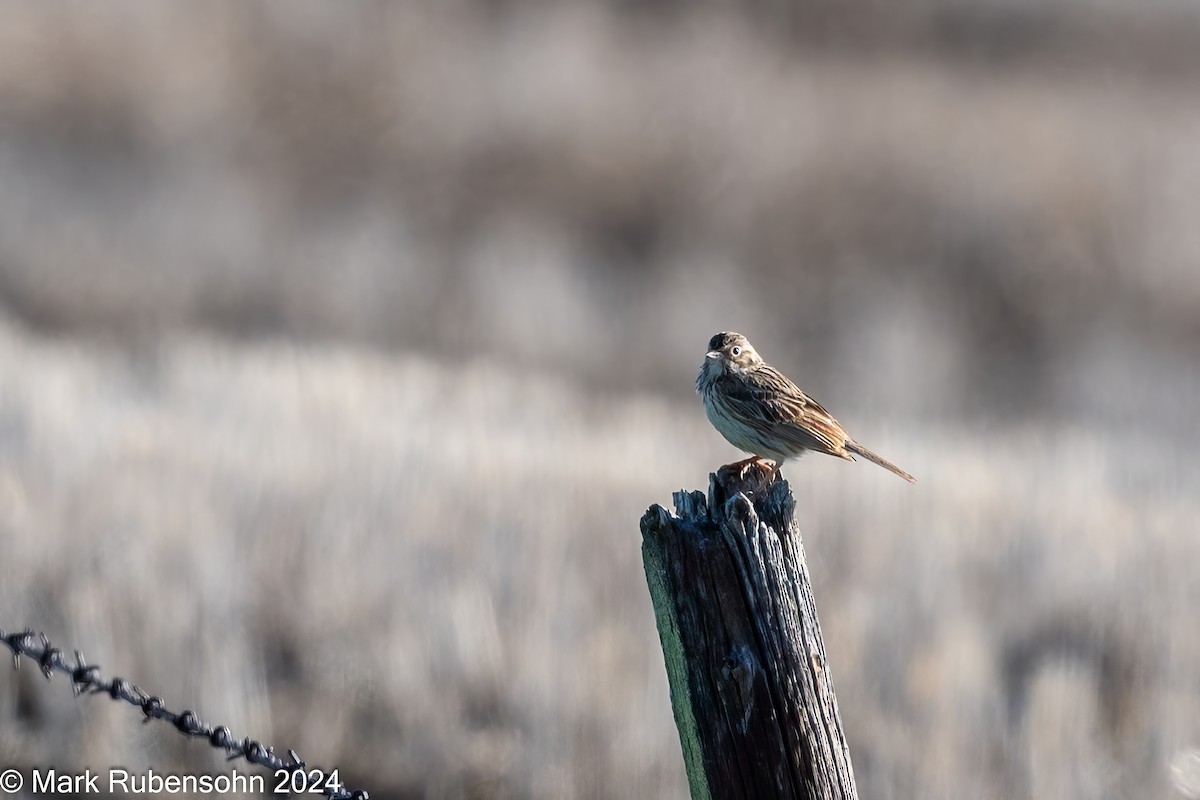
[[641, 465, 858, 800]]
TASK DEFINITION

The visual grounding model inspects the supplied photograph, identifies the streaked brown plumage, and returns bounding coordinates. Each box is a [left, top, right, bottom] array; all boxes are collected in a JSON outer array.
[[696, 331, 915, 483]]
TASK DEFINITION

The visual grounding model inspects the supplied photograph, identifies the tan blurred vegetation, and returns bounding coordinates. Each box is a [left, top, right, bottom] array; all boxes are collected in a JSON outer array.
[[1, 2, 1198, 798]]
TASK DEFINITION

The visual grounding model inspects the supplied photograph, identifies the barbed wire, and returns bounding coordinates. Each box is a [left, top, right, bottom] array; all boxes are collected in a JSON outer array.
[[2, 627, 368, 800]]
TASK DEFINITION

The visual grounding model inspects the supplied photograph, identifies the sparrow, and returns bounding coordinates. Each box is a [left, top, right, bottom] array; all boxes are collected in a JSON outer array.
[[696, 331, 915, 482]]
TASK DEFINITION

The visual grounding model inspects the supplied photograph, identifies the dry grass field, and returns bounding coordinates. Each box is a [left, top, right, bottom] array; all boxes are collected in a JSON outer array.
[[1, 3, 1200, 799], [2, 315, 1198, 799]]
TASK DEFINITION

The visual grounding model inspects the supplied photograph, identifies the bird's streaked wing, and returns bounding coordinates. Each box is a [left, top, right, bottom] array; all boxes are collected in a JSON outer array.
[[715, 366, 850, 457]]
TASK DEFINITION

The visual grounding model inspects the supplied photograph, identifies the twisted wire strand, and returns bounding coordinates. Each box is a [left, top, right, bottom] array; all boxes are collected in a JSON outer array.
[[2, 628, 369, 800]]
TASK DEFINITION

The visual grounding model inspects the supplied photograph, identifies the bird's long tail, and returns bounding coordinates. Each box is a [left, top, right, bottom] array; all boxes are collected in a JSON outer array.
[[845, 440, 916, 483]]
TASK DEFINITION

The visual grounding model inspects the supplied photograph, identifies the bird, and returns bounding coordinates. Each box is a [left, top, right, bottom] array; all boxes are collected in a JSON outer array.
[[696, 331, 915, 483]]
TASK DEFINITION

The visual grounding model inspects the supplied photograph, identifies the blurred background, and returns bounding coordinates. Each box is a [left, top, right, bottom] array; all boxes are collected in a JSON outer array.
[[1, 2, 1198, 798]]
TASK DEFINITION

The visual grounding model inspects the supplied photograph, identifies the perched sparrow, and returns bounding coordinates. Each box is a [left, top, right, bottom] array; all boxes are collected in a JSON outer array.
[[696, 332, 915, 483]]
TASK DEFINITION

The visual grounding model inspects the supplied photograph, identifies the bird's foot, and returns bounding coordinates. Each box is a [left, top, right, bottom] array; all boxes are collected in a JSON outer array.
[[719, 456, 779, 486]]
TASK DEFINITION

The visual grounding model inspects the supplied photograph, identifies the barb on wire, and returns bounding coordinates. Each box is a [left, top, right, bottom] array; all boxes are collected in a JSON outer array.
[[2, 627, 368, 800]]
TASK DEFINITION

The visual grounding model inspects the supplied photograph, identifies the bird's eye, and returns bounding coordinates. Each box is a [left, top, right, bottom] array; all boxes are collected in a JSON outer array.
[[731, 346, 742, 357]]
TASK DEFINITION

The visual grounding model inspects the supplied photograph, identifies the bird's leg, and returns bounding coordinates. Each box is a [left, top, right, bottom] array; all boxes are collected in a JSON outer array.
[[752, 458, 781, 483], [716, 456, 780, 495], [724, 456, 761, 473], [765, 460, 781, 482], [725, 456, 777, 482]]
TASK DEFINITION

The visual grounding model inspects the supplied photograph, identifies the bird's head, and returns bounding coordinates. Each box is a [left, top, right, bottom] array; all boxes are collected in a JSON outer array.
[[701, 331, 762, 380]]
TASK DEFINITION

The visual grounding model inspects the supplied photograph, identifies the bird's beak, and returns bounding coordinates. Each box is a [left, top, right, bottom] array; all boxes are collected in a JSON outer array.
[[706, 350, 721, 360]]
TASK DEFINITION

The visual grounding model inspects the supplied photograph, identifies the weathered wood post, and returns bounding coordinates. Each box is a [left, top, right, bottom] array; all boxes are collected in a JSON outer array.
[[641, 465, 858, 800]]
